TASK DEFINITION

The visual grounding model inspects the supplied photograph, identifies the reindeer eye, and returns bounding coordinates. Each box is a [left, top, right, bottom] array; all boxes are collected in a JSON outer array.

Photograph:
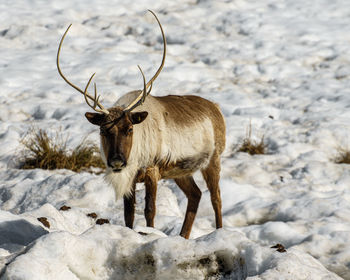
[[127, 127, 133, 134]]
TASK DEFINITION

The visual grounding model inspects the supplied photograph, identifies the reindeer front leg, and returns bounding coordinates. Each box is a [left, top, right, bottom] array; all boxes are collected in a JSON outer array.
[[123, 183, 136, 228], [144, 167, 159, 227]]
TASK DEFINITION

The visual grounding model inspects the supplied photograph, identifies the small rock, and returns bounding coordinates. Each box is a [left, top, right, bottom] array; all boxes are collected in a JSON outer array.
[[271, 243, 287, 253], [37, 217, 50, 229], [96, 218, 109, 225], [59, 205, 71, 211], [277, 247, 287, 253], [87, 212, 98, 219]]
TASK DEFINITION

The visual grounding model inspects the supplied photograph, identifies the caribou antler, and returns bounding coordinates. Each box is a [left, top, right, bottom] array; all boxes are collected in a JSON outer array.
[[145, 10, 167, 93], [83, 73, 110, 114], [57, 10, 166, 114], [123, 10, 166, 112], [123, 65, 147, 112], [82, 66, 148, 114], [57, 24, 109, 115]]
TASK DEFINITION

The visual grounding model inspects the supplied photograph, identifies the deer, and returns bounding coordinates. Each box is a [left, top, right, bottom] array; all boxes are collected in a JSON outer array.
[[56, 10, 226, 239]]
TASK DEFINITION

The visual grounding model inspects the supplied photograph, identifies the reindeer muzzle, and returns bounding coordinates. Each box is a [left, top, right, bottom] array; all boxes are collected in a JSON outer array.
[[108, 155, 126, 172]]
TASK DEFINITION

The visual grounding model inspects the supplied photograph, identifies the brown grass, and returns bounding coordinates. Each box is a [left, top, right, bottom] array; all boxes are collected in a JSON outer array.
[[19, 128, 105, 173], [237, 123, 266, 155]]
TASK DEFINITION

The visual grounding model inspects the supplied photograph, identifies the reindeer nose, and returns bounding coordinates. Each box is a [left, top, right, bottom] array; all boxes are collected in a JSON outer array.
[[107, 155, 126, 171]]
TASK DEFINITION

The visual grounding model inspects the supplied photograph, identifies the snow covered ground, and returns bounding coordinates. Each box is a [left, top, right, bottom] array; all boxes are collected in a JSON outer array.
[[1, 0, 350, 279]]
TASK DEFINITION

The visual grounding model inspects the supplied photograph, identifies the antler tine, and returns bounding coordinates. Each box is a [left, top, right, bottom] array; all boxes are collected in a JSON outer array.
[[145, 10, 167, 95], [124, 65, 147, 112], [84, 73, 110, 114], [57, 24, 109, 114], [147, 82, 153, 95], [123, 11, 164, 112]]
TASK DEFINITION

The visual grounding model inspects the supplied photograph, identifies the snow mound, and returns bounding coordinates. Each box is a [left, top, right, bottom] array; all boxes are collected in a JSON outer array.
[[2, 227, 341, 280]]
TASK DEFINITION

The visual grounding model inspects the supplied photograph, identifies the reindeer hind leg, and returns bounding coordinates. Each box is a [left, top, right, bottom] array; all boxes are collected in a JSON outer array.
[[201, 152, 222, 229], [174, 176, 202, 239]]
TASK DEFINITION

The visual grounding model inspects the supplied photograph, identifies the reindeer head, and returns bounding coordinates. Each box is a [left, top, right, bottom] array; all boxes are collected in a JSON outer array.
[[85, 107, 148, 171], [56, 10, 166, 172]]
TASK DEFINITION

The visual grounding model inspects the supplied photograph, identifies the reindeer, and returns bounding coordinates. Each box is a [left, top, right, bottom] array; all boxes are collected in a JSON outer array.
[[56, 10, 226, 239]]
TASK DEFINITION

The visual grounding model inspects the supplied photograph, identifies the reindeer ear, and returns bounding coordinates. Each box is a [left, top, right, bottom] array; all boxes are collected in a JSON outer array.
[[85, 112, 104, 126], [131, 111, 148, 124]]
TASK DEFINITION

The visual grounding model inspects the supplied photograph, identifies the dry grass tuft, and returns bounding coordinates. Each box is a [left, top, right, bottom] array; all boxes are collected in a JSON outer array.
[[19, 128, 105, 173], [237, 123, 266, 155]]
